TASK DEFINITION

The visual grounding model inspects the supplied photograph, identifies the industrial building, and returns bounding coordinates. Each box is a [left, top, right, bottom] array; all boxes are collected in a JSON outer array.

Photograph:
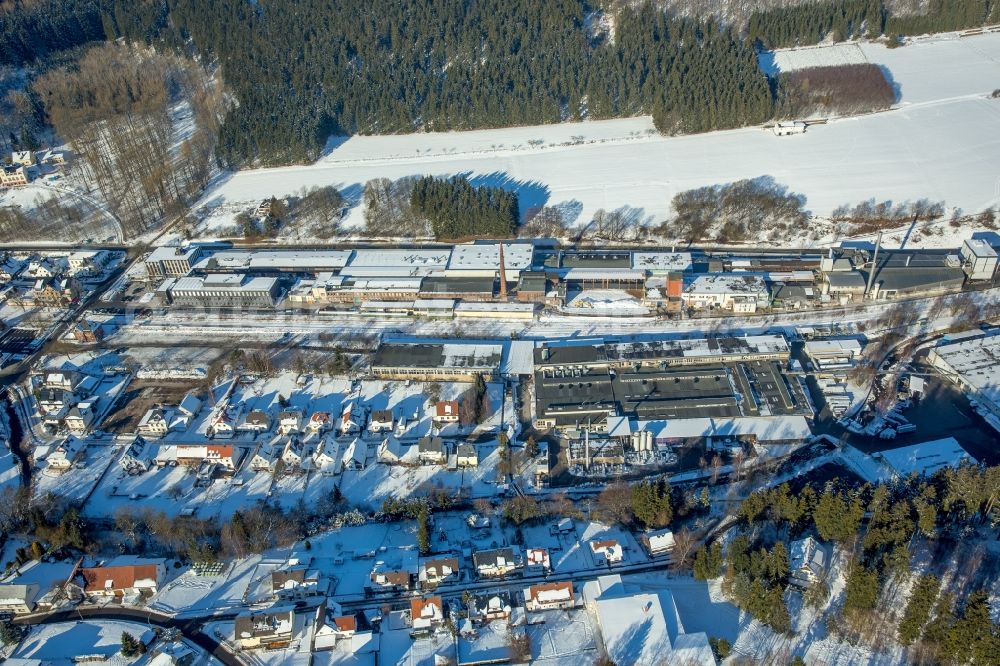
[[928, 330, 1000, 424], [166, 274, 281, 308], [959, 238, 998, 281], [533, 335, 811, 431], [145, 246, 204, 278], [681, 274, 770, 313]]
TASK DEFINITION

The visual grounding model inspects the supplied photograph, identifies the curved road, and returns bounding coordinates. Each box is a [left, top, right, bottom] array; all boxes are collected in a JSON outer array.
[[15, 606, 243, 666]]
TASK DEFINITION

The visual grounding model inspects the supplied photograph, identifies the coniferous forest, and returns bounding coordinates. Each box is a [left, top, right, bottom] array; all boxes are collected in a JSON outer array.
[[1, 0, 998, 168]]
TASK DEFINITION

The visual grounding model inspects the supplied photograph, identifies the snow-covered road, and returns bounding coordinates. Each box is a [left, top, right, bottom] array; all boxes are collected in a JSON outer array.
[[197, 31, 1000, 229]]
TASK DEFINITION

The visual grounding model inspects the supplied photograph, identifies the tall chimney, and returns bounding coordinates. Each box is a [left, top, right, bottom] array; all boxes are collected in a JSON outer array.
[[864, 231, 882, 300], [498, 243, 508, 300]]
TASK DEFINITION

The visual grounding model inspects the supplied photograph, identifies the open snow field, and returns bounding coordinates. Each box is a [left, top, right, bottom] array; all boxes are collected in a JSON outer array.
[[195, 31, 1000, 234]]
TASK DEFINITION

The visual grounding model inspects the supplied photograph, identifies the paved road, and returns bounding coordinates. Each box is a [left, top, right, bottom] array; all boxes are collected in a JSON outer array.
[[15, 605, 244, 666]]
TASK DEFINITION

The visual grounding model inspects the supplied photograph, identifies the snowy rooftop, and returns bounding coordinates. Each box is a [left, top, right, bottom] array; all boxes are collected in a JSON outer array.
[[347, 248, 451, 269], [930, 331, 1000, 401], [447, 243, 534, 271], [639, 415, 812, 441], [603, 334, 790, 363], [879, 437, 975, 477], [172, 274, 278, 292], [631, 252, 693, 273], [147, 245, 201, 263], [595, 592, 682, 665], [803, 338, 863, 358], [195, 249, 352, 272], [454, 302, 536, 313], [684, 273, 768, 295]]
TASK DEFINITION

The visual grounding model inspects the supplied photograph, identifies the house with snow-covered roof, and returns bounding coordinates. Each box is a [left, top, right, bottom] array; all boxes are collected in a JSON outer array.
[[524, 581, 575, 612], [789, 536, 830, 588]]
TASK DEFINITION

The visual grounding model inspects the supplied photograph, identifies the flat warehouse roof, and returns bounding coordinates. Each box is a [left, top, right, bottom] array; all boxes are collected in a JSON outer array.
[[195, 249, 352, 271], [447, 243, 534, 271], [346, 249, 451, 268], [631, 252, 693, 272], [372, 342, 502, 370]]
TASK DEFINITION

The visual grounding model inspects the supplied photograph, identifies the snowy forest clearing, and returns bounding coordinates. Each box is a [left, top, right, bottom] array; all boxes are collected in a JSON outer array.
[[192, 31, 1000, 240]]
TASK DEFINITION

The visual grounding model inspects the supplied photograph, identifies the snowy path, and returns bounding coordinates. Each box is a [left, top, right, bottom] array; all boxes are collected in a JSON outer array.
[[197, 31, 1000, 230]]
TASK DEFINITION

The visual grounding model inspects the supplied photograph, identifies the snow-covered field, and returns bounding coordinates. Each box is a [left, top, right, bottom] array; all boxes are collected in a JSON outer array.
[[193, 31, 1000, 237]]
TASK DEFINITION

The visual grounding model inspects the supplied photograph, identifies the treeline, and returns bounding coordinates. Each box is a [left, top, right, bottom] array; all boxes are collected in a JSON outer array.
[[776, 64, 895, 118], [32, 43, 223, 238], [35, 0, 766, 166], [693, 462, 1000, 650], [0, 0, 109, 66], [665, 178, 809, 243], [749, 0, 998, 48], [410, 176, 519, 240]]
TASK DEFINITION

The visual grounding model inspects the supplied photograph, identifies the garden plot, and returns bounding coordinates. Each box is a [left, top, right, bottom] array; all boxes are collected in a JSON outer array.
[[151, 555, 264, 616], [527, 609, 599, 664]]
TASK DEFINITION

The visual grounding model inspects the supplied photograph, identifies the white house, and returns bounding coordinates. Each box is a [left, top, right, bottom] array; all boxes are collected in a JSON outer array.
[[250, 443, 280, 472], [339, 402, 361, 435], [137, 407, 172, 438], [641, 529, 675, 557], [368, 409, 394, 434], [119, 438, 153, 475], [240, 410, 271, 434], [789, 536, 830, 588], [308, 411, 332, 433], [64, 402, 95, 435], [177, 392, 202, 419], [378, 434, 418, 464], [590, 539, 625, 566], [313, 438, 341, 475], [47, 437, 85, 470], [342, 439, 367, 470], [278, 410, 302, 435], [524, 581, 574, 612]]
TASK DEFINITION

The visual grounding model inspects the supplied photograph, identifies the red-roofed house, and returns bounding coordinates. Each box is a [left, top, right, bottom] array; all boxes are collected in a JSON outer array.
[[433, 401, 459, 424], [410, 596, 444, 631], [524, 581, 575, 612], [80, 560, 166, 598]]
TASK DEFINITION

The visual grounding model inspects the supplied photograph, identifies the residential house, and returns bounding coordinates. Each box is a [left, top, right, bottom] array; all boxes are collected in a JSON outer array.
[[119, 438, 153, 475], [472, 547, 520, 578], [234, 605, 296, 650], [240, 410, 271, 434], [308, 412, 331, 433], [137, 407, 172, 438], [177, 392, 202, 420], [433, 400, 460, 424], [0, 584, 40, 614], [339, 402, 361, 435], [250, 443, 280, 473], [278, 410, 302, 435], [209, 410, 234, 438], [64, 402, 95, 435], [370, 555, 417, 592], [41, 371, 78, 392], [550, 517, 574, 535], [341, 439, 367, 470], [312, 438, 341, 475], [47, 436, 84, 470], [410, 596, 444, 631], [590, 539, 625, 566], [525, 548, 551, 573], [419, 557, 460, 586], [524, 581, 575, 612], [455, 443, 478, 467], [418, 436, 446, 465], [72, 321, 105, 343], [175, 444, 236, 472], [378, 434, 418, 464], [369, 410, 394, 434], [469, 590, 515, 623], [80, 559, 166, 598], [26, 259, 59, 279], [641, 529, 676, 558], [37, 389, 75, 416], [789, 536, 830, 588], [281, 439, 309, 471], [271, 563, 325, 600]]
